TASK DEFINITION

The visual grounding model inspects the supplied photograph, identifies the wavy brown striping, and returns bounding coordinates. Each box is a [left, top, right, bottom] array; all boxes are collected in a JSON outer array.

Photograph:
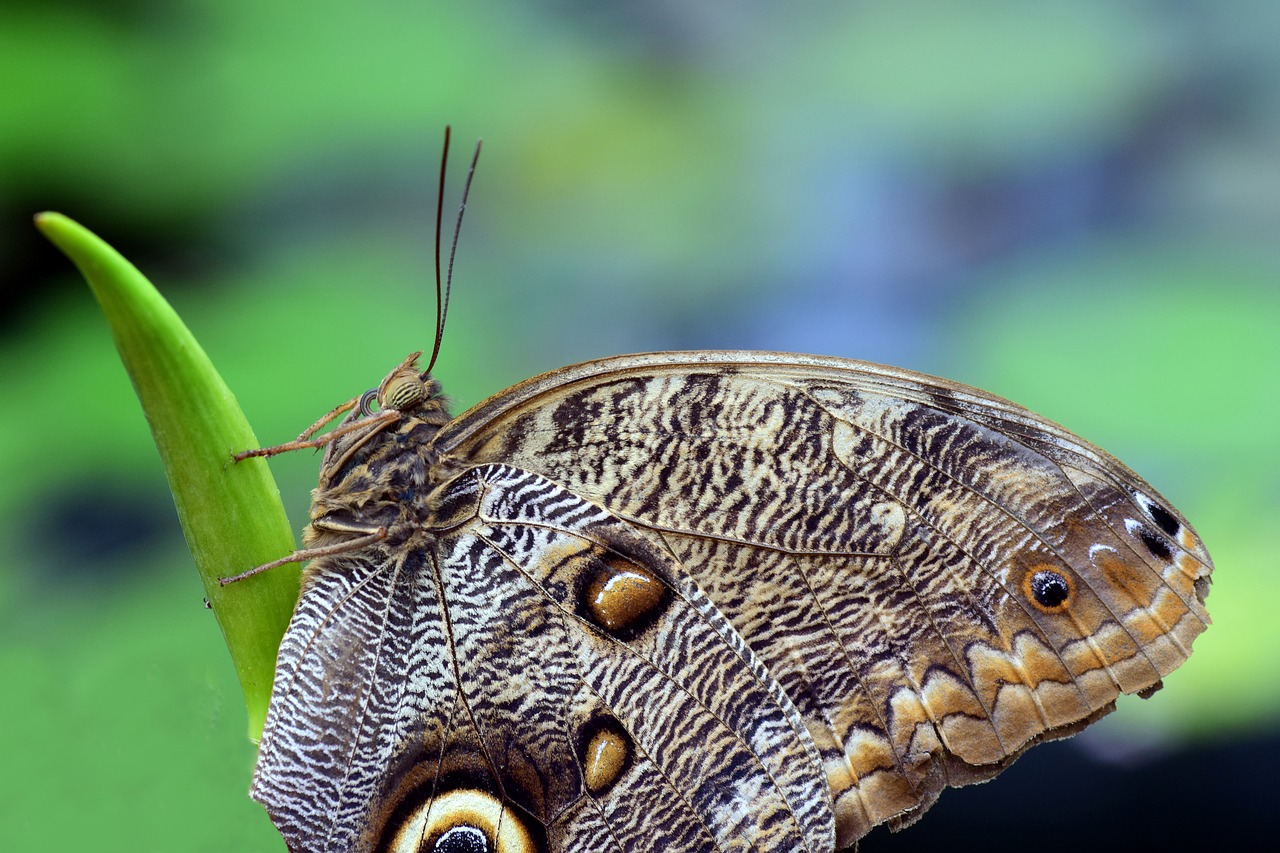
[[249, 350, 1212, 852]]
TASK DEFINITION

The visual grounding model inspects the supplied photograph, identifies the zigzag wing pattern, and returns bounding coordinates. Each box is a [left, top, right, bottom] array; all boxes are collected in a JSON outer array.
[[435, 352, 1213, 847], [252, 459, 835, 852]]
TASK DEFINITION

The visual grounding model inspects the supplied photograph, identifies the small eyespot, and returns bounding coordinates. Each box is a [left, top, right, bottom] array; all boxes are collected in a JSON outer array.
[[577, 715, 634, 796], [1138, 528, 1174, 562], [1144, 499, 1181, 539], [1023, 566, 1073, 612]]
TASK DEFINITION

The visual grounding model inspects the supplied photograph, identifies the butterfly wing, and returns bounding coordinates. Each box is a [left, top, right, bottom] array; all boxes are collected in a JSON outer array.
[[430, 351, 1213, 847], [252, 461, 835, 852]]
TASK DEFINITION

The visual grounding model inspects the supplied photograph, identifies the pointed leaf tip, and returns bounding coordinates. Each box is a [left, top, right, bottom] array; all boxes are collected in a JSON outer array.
[[38, 213, 300, 741]]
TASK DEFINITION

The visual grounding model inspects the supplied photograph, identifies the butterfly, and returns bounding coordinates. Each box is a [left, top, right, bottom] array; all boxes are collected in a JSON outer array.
[[230, 134, 1212, 852]]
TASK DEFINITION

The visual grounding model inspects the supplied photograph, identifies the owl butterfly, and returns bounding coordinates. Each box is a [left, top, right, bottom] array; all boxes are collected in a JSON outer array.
[[230, 135, 1212, 852]]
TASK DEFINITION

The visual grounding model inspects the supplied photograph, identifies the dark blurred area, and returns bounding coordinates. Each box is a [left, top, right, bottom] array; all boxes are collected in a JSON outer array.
[[1, 1, 1275, 849]]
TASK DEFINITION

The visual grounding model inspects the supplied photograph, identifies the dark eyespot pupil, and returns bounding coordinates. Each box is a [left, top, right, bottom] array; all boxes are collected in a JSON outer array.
[[434, 825, 489, 853], [1031, 570, 1070, 608], [1146, 501, 1181, 538], [1139, 529, 1174, 562]]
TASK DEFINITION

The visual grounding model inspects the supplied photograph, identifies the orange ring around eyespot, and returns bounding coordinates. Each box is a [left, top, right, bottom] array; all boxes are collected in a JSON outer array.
[[1021, 564, 1074, 613]]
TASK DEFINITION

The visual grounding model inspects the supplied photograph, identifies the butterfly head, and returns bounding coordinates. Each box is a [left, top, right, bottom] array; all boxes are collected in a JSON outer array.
[[358, 351, 451, 427], [309, 352, 452, 488]]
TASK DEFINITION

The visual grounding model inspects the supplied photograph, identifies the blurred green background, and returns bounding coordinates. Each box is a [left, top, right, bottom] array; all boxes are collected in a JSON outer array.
[[2, 1, 1276, 850]]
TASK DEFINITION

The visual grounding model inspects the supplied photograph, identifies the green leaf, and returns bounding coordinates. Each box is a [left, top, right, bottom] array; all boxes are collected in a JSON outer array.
[[35, 211, 299, 742]]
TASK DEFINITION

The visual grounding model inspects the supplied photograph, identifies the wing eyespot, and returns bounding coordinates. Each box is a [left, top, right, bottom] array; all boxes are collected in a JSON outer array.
[[1138, 494, 1182, 539], [433, 826, 489, 853], [1137, 527, 1174, 562], [578, 551, 671, 640], [576, 714, 634, 796], [1023, 566, 1074, 612], [382, 788, 538, 853]]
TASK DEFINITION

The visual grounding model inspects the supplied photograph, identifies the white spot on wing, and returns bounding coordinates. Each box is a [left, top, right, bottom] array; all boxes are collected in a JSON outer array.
[[1089, 543, 1118, 562]]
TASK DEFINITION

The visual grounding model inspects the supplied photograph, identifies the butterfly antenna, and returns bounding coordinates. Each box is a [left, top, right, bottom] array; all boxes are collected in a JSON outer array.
[[427, 126, 451, 374], [425, 132, 483, 374]]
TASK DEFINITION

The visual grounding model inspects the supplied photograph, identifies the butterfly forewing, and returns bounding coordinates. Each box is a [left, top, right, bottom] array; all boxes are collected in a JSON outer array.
[[430, 351, 1212, 847]]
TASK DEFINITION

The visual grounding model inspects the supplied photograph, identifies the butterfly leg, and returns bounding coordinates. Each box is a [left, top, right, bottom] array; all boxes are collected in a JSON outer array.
[[234, 408, 399, 461], [219, 524, 388, 585]]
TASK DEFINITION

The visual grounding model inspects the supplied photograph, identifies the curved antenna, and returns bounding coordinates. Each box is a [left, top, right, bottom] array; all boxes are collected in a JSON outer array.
[[425, 129, 483, 374], [428, 126, 450, 372]]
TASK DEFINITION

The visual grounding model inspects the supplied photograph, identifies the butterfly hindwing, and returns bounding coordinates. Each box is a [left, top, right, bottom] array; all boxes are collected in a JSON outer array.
[[250, 545, 458, 850]]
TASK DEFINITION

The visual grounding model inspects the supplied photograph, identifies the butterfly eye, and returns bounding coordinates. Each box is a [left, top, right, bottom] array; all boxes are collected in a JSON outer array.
[[385, 375, 427, 411], [1024, 566, 1073, 612], [358, 389, 380, 417]]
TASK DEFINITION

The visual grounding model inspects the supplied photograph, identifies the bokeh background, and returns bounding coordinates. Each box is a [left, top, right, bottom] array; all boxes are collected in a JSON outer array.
[[2, 1, 1276, 850]]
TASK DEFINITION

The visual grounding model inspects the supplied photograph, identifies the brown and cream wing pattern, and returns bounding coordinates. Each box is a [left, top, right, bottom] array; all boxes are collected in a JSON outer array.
[[432, 351, 1213, 848], [252, 459, 835, 852]]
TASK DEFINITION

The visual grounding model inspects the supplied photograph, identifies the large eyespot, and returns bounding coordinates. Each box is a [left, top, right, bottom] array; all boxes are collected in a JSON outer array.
[[1022, 565, 1073, 613], [383, 788, 537, 853]]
